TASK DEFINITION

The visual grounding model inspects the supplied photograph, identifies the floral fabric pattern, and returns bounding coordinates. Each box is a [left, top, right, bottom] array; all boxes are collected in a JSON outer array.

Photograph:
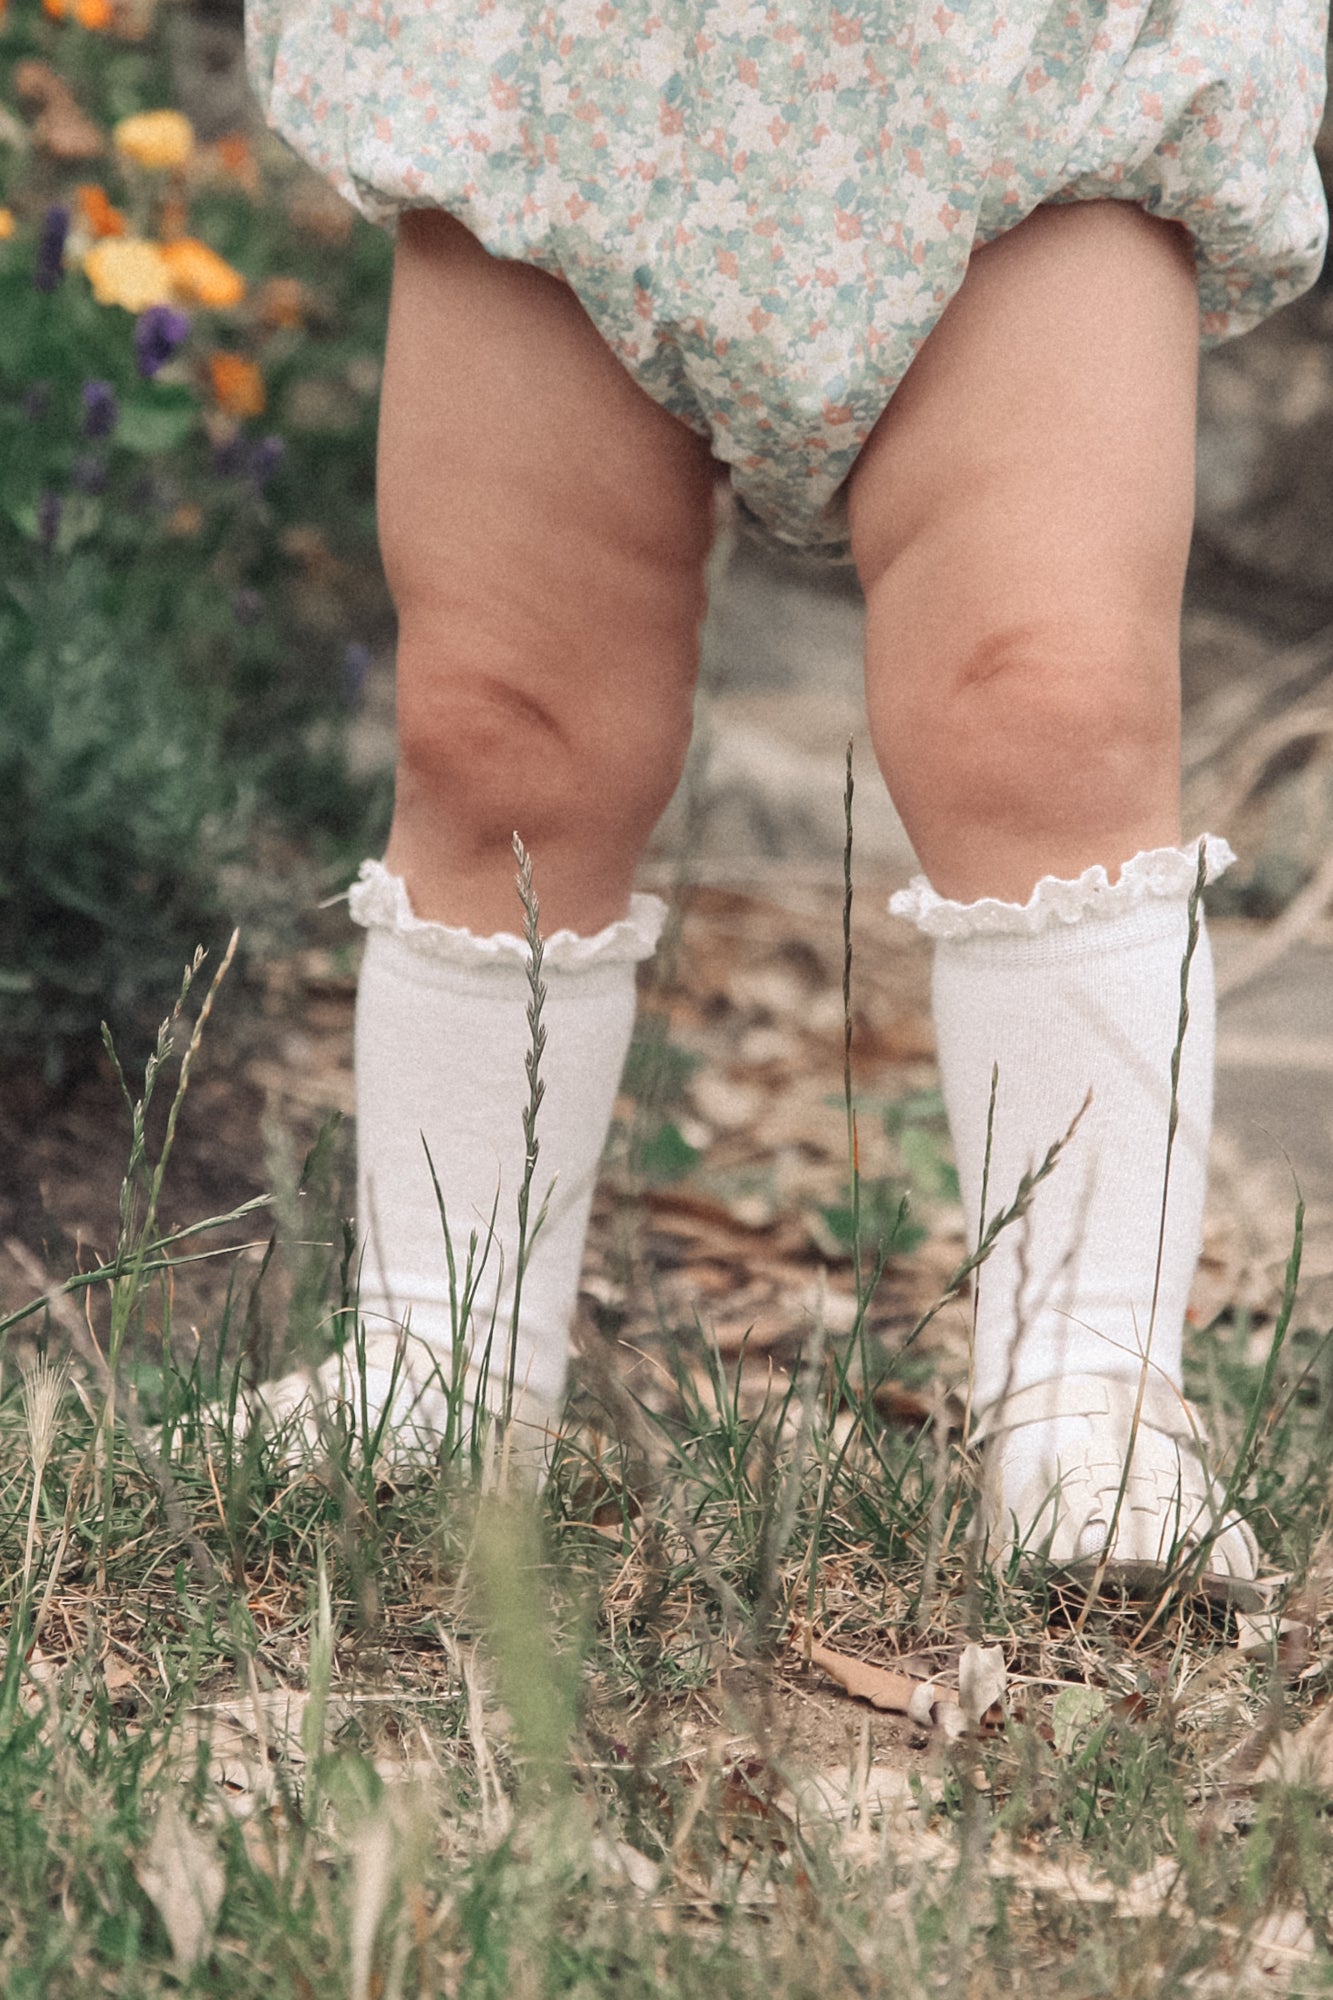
[[247, 0, 1329, 551]]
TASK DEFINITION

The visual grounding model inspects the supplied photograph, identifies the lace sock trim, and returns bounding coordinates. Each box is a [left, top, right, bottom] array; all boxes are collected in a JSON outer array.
[[889, 837, 1234, 941], [346, 859, 668, 969]]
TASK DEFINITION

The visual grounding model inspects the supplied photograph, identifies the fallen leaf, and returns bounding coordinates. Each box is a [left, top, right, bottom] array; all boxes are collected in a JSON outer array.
[[1050, 1685, 1108, 1756], [718, 1758, 795, 1855], [136, 1799, 225, 1973], [689, 1070, 766, 1132], [936, 1703, 970, 1742], [802, 1633, 929, 1718], [869, 1381, 935, 1427], [1234, 1612, 1313, 1674], [957, 1643, 1007, 1729], [590, 1835, 661, 1894], [1256, 1704, 1333, 1787], [988, 1842, 1185, 1917], [1247, 1904, 1318, 1973], [907, 1680, 939, 1728], [101, 1654, 140, 1695]]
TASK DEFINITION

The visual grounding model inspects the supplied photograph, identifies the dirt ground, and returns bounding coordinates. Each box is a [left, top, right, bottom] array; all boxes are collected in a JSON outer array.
[[0, 882, 966, 1386]]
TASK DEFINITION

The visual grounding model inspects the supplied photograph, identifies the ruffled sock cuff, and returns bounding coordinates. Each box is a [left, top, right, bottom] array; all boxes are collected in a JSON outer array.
[[888, 837, 1234, 942], [346, 859, 668, 971]]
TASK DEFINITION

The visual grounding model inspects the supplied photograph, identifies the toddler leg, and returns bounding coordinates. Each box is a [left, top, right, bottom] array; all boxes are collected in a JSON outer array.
[[849, 202, 1256, 1587], [380, 212, 717, 938], [260, 215, 716, 1468]]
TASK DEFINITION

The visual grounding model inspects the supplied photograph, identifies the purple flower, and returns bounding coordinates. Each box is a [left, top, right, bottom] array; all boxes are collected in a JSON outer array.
[[134, 304, 190, 380], [33, 206, 70, 294], [233, 588, 263, 627], [72, 454, 109, 495], [81, 379, 119, 440], [342, 641, 372, 710], [251, 434, 286, 491], [37, 491, 62, 551]]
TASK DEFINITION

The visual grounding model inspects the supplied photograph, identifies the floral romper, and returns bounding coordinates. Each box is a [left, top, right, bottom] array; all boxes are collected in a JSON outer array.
[[247, 0, 1329, 552]]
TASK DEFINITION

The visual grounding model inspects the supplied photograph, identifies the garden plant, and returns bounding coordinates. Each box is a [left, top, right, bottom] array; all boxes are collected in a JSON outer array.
[[0, 0, 392, 1076]]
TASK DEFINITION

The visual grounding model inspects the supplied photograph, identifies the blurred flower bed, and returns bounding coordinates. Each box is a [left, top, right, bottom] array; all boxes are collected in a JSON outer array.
[[0, 0, 394, 1077]]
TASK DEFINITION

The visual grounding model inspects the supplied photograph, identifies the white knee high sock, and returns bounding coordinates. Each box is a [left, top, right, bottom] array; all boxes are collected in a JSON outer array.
[[890, 839, 1232, 1419], [343, 861, 665, 1453]]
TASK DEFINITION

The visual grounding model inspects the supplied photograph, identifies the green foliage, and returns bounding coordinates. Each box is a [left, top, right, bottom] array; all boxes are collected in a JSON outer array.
[[0, 608, 236, 1074], [0, 0, 394, 1072]]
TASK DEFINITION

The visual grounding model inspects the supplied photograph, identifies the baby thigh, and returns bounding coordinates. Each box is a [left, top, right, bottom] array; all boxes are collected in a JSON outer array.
[[848, 200, 1199, 903], [379, 212, 717, 936]]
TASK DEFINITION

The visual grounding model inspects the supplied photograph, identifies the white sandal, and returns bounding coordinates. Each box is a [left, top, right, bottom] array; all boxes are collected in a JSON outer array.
[[971, 1372, 1262, 1606]]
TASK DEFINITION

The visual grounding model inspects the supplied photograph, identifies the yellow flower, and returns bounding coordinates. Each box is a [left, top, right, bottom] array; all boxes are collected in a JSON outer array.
[[207, 351, 265, 418], [113, 109, 194, 172], [160, 236, 246, 308], [82, 235, 175, 311], [0, 210, 15, 241]]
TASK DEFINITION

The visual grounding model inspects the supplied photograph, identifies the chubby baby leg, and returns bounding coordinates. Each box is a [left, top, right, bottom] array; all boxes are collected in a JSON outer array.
[[849, 201, 1256, 1592], [380, 210, 717, 936], [253, 214, 716, 1472], [850, 198, 1195, 906]]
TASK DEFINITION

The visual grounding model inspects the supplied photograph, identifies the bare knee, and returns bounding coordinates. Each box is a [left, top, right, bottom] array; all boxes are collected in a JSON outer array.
[[397, 644, 692, 846], [868, 612, 1182, 901], [388, 611, 697, 930], [942, 617, 1178, 811]]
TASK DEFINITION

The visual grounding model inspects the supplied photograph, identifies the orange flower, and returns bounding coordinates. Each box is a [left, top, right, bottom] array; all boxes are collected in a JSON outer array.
[[215, 134, 254, 178], [161, 236, 246, 308], [42, 0, 114, 26], [207, 351, 265, 418], [74, 182, 127, 238], [0, 210, 15, 241]]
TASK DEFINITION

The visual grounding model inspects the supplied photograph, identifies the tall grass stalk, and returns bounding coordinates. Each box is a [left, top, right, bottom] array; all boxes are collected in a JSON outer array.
[[962, 1065, 1001, 1441], [891, 1097, 1089, 1383], [503, 835, 555, 1468], [102, 932, 240, 1392], [841, 742, 862, 1313], [422, 1143, 504, 1472]]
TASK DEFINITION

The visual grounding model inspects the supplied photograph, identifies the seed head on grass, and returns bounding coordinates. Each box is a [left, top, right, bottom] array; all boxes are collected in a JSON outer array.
[[22, 1359, 68, 1482], [503, 834, 555, 1459], [19, 1359, 69, 1605]]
